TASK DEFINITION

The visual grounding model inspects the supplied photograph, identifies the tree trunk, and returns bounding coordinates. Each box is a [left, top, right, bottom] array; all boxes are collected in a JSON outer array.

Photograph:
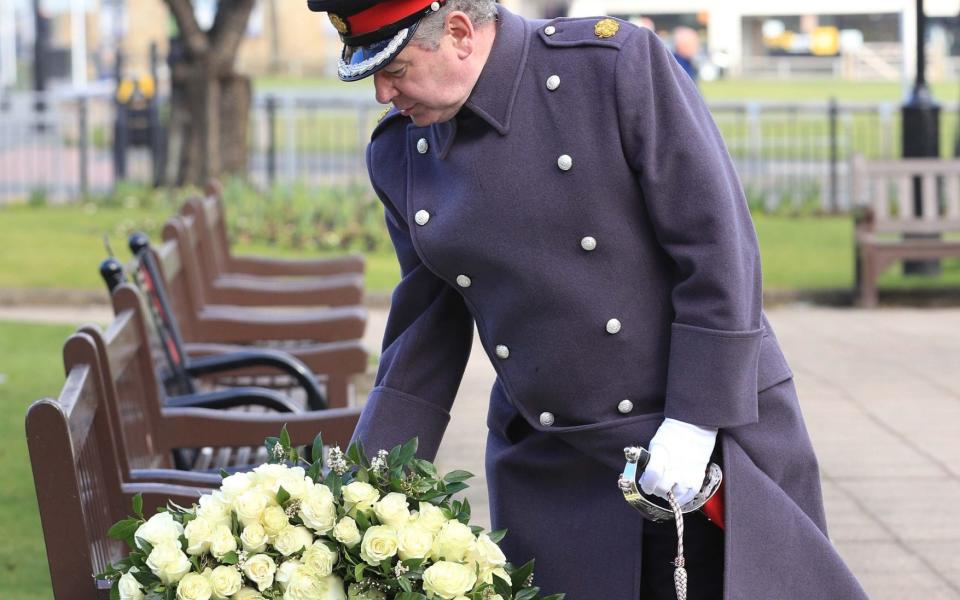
[[161, 0, 255, 187]]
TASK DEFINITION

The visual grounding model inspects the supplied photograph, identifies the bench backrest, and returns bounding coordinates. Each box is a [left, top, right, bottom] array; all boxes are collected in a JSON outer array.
[[26, 334, 129, 598], [137, 231, 205, 345], [181, 191, 232, 278], [852, 156, 960, 234], [83, 284, 173, 471]]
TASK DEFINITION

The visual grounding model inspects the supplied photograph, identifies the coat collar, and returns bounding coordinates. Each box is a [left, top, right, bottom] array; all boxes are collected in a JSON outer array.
[[431, 6, 529, 159]]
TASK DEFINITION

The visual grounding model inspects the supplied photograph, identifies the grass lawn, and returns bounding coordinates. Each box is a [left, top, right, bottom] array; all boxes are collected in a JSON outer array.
[[0, 320, 76, 598]]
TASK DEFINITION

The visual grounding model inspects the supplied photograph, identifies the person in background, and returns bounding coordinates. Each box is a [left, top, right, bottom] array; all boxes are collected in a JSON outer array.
[[673, 25, 701, 82]]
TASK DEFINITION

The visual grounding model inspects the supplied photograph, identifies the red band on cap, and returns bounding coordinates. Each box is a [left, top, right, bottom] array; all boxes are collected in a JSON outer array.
[[348, 0, 438, 37]]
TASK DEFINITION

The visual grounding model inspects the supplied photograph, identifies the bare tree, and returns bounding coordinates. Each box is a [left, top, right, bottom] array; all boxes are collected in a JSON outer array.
[[164, 0, 256, 186]]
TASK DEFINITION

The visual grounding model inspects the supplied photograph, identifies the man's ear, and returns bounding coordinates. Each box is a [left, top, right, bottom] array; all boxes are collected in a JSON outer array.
[[445, 11, 476, 58]]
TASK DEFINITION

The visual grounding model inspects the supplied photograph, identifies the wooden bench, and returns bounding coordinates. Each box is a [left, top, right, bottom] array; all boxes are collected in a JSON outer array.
[[181, 180, 365, 283], [130, 231, 368, 407], [853, 156, 960, 307], [81, 282, 363, 474], [26, 333, 201, 600], [166, 211, 365, 307]]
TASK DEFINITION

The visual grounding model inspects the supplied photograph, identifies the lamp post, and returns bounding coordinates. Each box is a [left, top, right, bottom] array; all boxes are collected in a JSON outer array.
[[32, 0, 48, 131], [901, 0, 940, 275]]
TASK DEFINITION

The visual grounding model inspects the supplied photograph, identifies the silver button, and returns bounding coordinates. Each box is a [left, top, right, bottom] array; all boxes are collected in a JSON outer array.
[[557, 154, 573, 171], [581, 236, 597, 251], [539, 412, 555, 427], [456, 275, 472, 288], [414, 210, 430, 226], [430, 1, 440, 10], [606, 318, 622, 334], [546, 75, 560, 91], [544, 25, 556, 36], [495, 345, 510, 359], [618, 399, 634, 414], [417, 138, 429, 154]]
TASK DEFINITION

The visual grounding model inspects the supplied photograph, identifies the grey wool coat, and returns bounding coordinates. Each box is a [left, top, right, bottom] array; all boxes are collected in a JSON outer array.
[[352, 7, 867, 599]]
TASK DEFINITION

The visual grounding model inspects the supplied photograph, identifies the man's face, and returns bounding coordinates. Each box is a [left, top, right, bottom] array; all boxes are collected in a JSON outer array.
[[373, 39, 472, 127]]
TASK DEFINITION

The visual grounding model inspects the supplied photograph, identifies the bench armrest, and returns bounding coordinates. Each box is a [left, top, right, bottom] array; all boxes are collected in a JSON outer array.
[[166, 388, 300, 412], [186, 350, 326, 410]]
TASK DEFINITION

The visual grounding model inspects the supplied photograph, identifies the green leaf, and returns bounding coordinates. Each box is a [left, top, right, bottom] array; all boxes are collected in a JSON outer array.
[[325, 473, 342, 498], [354, 510, 370, 530], [311, 433, 324, 464], [393, 593, 428, 600], [264, 436, 281, 463], [443, 482, 469, 495], [107, 519, 140, 543], [493, 573, 513, 599], [355, 440, 370, 468], [411, 458, 438, 479], [397, 437, 418, 466], [279, 424, 291, 449], [277, 486, 291, 506], [516, 588, 539, 600], [136, 539, 153, 556], [442, 470, 473, 484], [307, 460, 323, 484], [487, 529, 508, 544], [110, 581, 120, 600], [354, 563, 366, 581], [398, 575, 413, 592], [132, 493, 144, 519], [511, 559, 536, 592], [355, 468, 369, 483], [220, 552, 239, 565], [219, 469, 230, 479]]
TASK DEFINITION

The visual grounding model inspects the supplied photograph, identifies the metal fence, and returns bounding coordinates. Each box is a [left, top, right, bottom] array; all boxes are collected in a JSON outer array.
[[3, 89, 957, 212]]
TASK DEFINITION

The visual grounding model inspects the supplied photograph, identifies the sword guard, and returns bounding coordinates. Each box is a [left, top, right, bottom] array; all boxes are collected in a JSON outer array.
[[618, 445, 723, 523]]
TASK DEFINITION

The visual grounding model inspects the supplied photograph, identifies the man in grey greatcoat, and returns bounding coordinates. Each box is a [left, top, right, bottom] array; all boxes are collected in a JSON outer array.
[[306, 0, 868, 597]]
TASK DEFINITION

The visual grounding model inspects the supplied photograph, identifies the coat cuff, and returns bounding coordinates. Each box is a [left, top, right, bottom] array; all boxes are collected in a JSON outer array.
[[350, 386, 451, 462], [664, 322, 763, 429]]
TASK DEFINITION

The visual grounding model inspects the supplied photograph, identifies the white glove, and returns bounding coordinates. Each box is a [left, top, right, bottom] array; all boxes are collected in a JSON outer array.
[[639, 418, 718, 506]]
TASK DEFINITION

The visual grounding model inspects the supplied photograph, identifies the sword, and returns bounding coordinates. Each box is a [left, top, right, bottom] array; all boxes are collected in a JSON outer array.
[[618, 446, 725, 600]]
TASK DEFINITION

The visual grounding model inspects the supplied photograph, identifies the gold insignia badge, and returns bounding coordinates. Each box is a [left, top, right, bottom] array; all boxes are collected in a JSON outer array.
[[377, 107, 391, 122], [595, 18, 620, 39], [328, 13, 349, 35]]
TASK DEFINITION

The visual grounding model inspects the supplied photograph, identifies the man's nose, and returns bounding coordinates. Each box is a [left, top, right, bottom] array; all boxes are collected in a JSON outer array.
[[373, 73, 397, 104]]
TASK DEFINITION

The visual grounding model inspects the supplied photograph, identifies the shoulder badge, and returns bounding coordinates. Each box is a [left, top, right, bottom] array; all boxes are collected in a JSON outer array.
[[595, 18, 619, 39], [328, 13, 349, 35]]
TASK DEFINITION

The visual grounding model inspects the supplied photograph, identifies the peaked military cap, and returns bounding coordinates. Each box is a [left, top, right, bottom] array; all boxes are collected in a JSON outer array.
[[308, 0, 448, 81]]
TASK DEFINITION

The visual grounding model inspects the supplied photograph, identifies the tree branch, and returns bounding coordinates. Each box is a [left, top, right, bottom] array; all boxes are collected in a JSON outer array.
[[210, 0, 257, 73], [164, 0, 209, 57]]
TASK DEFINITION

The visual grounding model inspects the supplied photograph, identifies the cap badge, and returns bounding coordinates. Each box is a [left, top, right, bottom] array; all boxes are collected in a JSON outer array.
[[328, 13, 349, 35], [595, 18, 619, 39]]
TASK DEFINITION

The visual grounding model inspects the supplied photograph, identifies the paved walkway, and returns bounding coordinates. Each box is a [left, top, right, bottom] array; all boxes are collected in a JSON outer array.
[[2, 304, 958, 598]]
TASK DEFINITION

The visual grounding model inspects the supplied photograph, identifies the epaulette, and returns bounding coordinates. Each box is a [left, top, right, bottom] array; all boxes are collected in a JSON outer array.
[[370, 106, 408, 141], [537, 16, 634, 49]]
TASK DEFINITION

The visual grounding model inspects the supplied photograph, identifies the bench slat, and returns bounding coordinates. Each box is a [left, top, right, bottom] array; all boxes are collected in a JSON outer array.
[[947, 176, 960, 219], [897, 176, 913, 220], [922, 174, 938, 221]]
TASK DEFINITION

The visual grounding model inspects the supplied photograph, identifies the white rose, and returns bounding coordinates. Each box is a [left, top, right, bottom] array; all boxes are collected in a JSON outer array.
[[197, 493, 232, 528], [274, 525, 313, 556], [480, 566, 511, 586], [234, 489, 270, 526], [276, 559, 303, 591], [184, 516, 215, 556], [146, 541, 192, 586], [467, 534, 507, 569], [208, 565, 242, 600], [230, 587, 265, 600], [422, 561, 477, 600], [278, 473, 312, 501], [240, 522, 269, 553], [135, 511, 184, 550], [397, 524, 434, 561], [260, 505, 289, 538], [373, 493, 411, 528], [176, 572, 213, 600], [346, 585, 386, 600], [209, 525, 238, 559], [359, 525, 398, 566], [332, 517, 361, 548], [430, 521, 476, 563], [253, 463, 298, 494], [415, 502, 447, 534], [284, 572, 346, 600], [220, 472, 254, 503], [301, 541, 338, 577], [299, 485, 337, 534], [241, 554, 277, 592], [118, 569, 145, 600], [342, 482, 379, 516]]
